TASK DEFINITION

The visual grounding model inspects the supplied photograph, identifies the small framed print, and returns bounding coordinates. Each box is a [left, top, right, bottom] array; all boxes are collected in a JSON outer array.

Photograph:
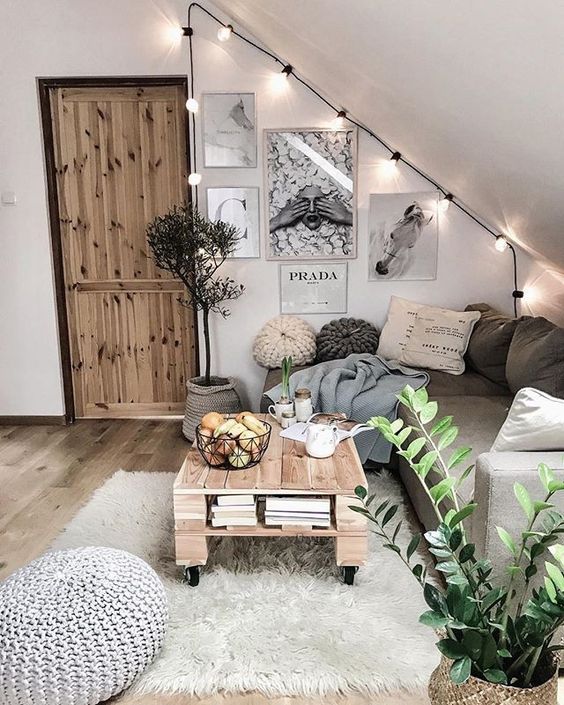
[[206, 187, 260, 259], [202, 93, 257, 168], [280, 262, 348, 314]]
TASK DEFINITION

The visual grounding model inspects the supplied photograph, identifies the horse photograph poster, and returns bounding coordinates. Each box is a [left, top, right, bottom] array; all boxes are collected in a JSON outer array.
[[202, 93, 257, 167], [206, 187, 261, 258], [368, 191, 439, 281], [265, 128, 356, 260]]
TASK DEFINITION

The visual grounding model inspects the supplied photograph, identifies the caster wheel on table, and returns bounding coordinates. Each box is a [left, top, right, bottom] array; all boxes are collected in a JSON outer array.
[[183, 566, 200, 587], [342, 566, 358, 585]]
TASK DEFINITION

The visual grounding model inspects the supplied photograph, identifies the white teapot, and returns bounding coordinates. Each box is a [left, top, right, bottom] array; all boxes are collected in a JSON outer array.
[[305, 423, 339, 459]]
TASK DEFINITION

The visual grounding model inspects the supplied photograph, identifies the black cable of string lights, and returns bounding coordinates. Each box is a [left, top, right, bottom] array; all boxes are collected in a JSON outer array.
[[182, 2, 522, 315]]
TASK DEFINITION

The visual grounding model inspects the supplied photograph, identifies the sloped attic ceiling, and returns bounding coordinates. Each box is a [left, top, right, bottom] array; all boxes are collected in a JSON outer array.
[[212, 0, 564, 271]]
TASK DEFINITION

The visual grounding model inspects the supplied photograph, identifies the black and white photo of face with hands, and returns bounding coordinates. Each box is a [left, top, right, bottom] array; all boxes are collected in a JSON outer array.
[[270, 185, 353, 233]]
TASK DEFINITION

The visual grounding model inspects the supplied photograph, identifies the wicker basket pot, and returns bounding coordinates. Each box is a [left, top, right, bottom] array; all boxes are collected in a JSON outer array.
[[428, 656, 558, 705], [182, 376, 242, 441]]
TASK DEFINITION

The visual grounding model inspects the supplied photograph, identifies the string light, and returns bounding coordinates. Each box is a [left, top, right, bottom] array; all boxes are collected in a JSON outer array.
[[495, 235, 509, 252], [182, 2, 522, 313], [217, 24, 233, 42], [439, 194, 454, 213], [185, 98, 199, 112], [332, 110, 347, 129]]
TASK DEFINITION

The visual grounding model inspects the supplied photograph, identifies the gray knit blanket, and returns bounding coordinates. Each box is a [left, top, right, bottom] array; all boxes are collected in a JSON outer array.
[[265, 353, 429, 464]]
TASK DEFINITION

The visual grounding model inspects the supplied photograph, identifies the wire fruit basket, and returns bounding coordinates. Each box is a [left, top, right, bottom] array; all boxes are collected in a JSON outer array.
[[195, 421, 272, 470]]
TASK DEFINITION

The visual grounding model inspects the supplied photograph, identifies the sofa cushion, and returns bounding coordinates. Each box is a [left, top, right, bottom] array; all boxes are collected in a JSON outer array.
[[491, 387, 564, 451], [425, 369, 510, 397], [400, 307, 480, 375], [506, 317, 564, 398], [464, 303, 520, 386], [377, 296, 425, 360]]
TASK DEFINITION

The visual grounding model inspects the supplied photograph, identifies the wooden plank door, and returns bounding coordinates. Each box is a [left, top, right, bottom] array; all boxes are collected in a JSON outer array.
[[49, 82, 197, 418]]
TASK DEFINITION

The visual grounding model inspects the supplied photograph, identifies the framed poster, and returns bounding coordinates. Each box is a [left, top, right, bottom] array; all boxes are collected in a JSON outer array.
[[206, 187, 260, 258], [368, 191, 439, 281], [202, 92, 257, 168], [265, 128, 356, 260], [280, 263, 348, 314]]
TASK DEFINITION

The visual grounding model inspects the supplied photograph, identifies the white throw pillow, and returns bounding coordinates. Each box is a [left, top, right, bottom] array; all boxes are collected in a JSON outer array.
[[377, 296, 426, 360], [400, 307, 480, 375], [491, 387, 564, 451]]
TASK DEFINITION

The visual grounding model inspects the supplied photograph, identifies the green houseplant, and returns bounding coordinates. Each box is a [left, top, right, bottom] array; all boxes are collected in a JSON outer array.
[[353, 385, 563, 703], [147, 205, 245, 440], [280, 355, 293, 402]]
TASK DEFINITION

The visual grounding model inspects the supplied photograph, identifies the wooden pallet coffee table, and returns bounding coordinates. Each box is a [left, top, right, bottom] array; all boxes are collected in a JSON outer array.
[[173, 415, 368, 586]]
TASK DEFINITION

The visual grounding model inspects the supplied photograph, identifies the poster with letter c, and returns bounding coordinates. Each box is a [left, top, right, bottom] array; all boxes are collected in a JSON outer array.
[[279, 263, 348, 314]]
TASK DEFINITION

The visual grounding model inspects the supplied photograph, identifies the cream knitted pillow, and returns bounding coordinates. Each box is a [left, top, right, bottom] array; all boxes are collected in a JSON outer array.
[[253, 316, 317, 369]]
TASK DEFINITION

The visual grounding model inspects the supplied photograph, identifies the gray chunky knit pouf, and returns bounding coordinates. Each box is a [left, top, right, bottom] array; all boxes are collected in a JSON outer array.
[[0, 547, 168, 705]]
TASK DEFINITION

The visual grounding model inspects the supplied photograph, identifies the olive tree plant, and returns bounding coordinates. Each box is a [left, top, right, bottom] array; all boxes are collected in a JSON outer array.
[[353, 385, 564, 688], [147, 205, 244, 387]]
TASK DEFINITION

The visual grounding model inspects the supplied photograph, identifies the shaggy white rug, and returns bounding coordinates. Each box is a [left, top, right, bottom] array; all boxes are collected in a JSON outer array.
[[51, 470, 439, 698]]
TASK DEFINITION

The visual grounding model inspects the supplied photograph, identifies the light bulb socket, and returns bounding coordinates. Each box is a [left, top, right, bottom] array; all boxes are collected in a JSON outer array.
[[443, 193, 454, 202], [512, 290, 524, 299], [281, 64, 293, 76], [391, 151, 402, 162], [336, 110, 347, 119], [182, 26, 193, 36]]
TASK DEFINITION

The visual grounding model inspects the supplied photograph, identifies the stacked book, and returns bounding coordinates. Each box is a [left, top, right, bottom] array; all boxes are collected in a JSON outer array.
[[264, 496, 331, 528], [211, 495, 257, 527]]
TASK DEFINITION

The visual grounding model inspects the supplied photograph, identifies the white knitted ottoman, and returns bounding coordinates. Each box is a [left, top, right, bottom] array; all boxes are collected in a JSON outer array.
[[0, 547, 168, 705]]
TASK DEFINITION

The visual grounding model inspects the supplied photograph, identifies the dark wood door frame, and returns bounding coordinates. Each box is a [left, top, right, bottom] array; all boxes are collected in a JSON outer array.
[[38, 76, 195, 424]]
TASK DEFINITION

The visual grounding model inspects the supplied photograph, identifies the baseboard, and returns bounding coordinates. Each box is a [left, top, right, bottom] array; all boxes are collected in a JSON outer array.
[[0, 415, 67, 426]]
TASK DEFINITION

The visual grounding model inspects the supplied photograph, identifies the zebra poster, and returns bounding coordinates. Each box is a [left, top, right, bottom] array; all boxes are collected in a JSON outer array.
[[202, 93, 256, 168], [368, 191, 439, 281]]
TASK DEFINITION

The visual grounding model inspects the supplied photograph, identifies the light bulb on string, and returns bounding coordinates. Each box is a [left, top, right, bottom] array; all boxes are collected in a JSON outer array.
[[439, 194, 453, 213], [332, 110, 347, 129], [188, 173, 202, 186], [495, 235, 509, 252], [381, 151, 401, 176], [185, 98, 199, 113], [217, 24, 233, 42], [271, 64, 293, 92]]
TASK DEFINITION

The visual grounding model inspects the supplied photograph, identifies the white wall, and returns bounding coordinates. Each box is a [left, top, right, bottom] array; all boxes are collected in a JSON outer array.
[[0, 0, 542, 416]]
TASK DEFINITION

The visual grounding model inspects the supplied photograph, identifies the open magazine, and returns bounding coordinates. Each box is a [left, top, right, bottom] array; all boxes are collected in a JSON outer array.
[[279, 412, 374, 443]]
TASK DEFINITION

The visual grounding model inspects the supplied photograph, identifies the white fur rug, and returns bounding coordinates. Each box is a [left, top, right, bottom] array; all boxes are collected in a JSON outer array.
[[51, 470, 439, 698]]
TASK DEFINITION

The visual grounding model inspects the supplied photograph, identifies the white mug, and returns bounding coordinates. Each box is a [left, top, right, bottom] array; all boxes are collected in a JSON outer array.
[[268, 400, 294, 424], [305, 423, 339, 459]]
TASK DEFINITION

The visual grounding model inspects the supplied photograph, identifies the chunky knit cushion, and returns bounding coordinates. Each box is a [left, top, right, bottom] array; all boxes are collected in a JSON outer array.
[[0, 547, 168, 705], [316, 317, 380, 362], [253, 316, 317, 369]]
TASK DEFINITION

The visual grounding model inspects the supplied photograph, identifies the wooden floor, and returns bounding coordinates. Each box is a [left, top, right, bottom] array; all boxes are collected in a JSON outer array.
[[1, 419, 561, 705]]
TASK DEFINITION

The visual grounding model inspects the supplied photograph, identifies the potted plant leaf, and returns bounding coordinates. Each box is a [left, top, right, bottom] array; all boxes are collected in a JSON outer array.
[[269, 355, 294, 423], [147, 205, 245, 440], [353, 385, 563, 704]]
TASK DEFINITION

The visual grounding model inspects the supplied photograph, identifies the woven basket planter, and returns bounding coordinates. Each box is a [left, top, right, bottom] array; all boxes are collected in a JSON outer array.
[[428, 655, 558, 705], [182, 376, 242, 442]]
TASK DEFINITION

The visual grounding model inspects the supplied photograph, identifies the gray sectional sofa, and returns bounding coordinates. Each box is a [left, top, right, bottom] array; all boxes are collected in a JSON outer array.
[[260, 304, 564, 572]]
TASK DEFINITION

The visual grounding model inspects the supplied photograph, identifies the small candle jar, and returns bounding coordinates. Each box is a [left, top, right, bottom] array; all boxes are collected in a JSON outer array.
[[294, 388, 313, 422], [280, 410, 297, 429]]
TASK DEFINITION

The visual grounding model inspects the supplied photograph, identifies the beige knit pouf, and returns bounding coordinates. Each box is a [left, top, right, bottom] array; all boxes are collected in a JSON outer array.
[[253, 316, 317, 369]]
